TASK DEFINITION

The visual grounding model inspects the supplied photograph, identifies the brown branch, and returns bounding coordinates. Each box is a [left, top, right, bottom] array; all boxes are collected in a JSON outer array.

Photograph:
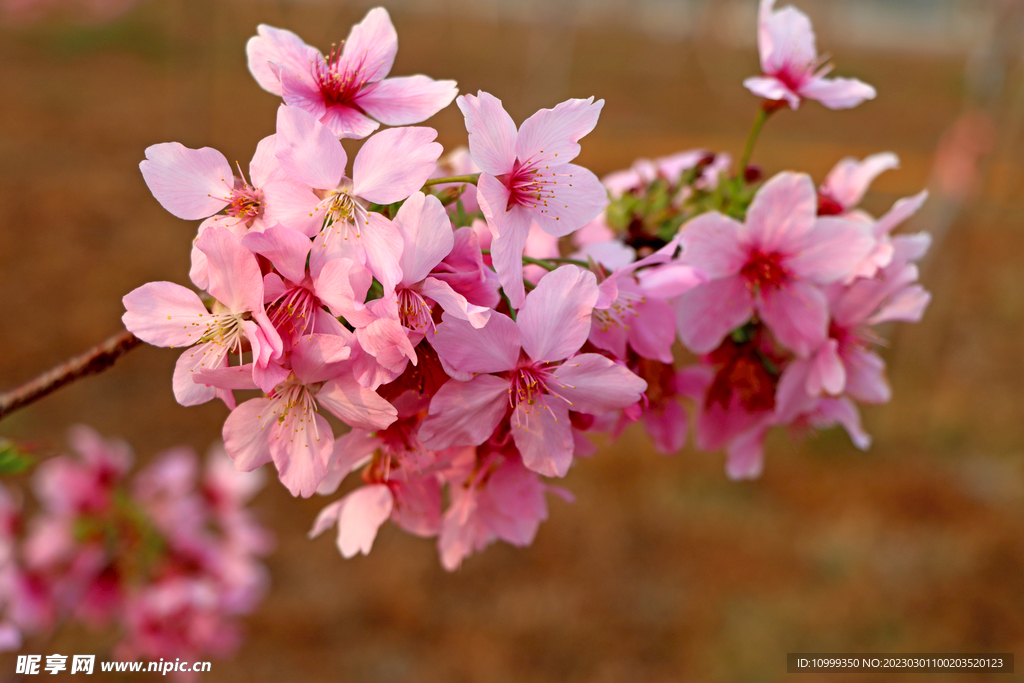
[[0, 330, 143, 422]]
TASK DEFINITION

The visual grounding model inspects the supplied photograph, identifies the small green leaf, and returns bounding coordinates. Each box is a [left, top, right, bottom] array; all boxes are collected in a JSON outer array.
[[0, 440, 34, 475]]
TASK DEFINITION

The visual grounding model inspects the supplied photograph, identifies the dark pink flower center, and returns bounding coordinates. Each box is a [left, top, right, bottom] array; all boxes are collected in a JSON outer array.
[[268, 285, 320, 340], [508, 365, 552, 409], [227, 186, 262, 220], [774, 64, 809, 93], [498, 159, 569, 219], [314, 46, 371, 108], [741, 250, 789, 292], [397, 288, 434, 334]]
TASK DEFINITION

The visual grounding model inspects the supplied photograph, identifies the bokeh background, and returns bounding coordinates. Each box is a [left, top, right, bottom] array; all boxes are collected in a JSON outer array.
[[1, 0, 1023, 680]]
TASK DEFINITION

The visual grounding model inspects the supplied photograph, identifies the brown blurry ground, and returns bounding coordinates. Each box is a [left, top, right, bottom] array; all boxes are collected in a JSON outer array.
[[1, 1, 1023, 681]]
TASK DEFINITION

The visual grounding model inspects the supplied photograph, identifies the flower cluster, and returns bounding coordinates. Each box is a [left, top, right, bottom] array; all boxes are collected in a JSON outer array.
[[0, 427, 270, 664], [123, 2, 930, 569]]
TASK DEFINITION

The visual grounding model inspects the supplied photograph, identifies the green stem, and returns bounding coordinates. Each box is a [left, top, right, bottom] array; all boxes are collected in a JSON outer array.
[[422, 173, 481, 188], [480, 250, 589, 270], [737, 105, 773, 179], [501, 290, 517, 321]]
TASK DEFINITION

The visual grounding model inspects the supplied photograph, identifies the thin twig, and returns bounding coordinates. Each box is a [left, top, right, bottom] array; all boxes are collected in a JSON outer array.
[[0, 330, 143, 422]]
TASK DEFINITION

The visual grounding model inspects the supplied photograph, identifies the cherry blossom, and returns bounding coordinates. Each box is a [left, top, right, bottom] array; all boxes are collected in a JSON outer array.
[[247, 9, 457, 139]]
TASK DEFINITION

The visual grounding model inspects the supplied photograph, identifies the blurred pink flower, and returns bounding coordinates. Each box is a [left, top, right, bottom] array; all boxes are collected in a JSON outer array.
[[744, 0, 876, 110]]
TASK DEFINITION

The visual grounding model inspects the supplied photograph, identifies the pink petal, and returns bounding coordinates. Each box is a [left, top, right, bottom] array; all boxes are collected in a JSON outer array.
[[333, 485, 395, 557], [786, 217, 875, 285], [675, 275, 754, 354], [122, 281, 209, 347], [843, 347, 891, 404], [868, 285, 931, 325], [242, 225, 311, 285], [389, 476, 443, 538], [139, 142, 232, 220], [316, 430, 380, 496], [356, 317, 416, 373], [431, 312, 520, 374], [552, 353, 647, 414], [280, 67, 327, 121], [456, 92, 518, 176], [892, 233, 931, 263], [725, 426, 769, 480], [760, 1, 817, 76], [511, 400, 574, 478], [417, 375, 510, 449], [393, 191, 454, 285], [314, 257, 372, 319], [262, 180, 323, 238], [743, 76, 801, 109], [193, 363, 260, 391], [515, 97, 603, 167], [530, 164, 608, 238], [757, 279, 828, 357], [249, 133, 288, 188], [189, 217, 216, 291], [355, 75, 459, 126], [811, 397, 871, 450], [643, 400, 688, 455], [247, 25, 319, 96], [222, 398, 275, 471], [317, 374, 398, 431], [517, 265, 598, 362], [774, 358, 817, 423], [799, 76, 876, 110], [309, 498, 345, 538], [274, 106, 346, 190], [573, 240, 636, 271], [822, 152, 899, 210], [173, 342, 229, 406], [628, 297, 677, 363], [339, 7, 397, 84], [637, 263, 708, 298], [357, 212, 405, 295], [352, 127, 442, 205], [420, 278, 491, 328], [806, 338, 845, 396], [251, 358, 290, 396], [482, 460, 548, 545], [482, 203, 532, 308], [270, 412, 333, 498], [678, 211, 747, 279], [196, 226, 265, 314], [873, 190, 928, 239], [745, 172, 817, 253], [291, 333, 353, 385], [319, 105, 380, 140]]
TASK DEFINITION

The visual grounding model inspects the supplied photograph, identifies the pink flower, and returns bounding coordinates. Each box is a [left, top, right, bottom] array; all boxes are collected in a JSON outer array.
[[140, 135, 284, 228], [437, 448, 554, 571], [219, 334, 397, 497], [457, 91, 608, 306], [743, 0, 876, 110], [676, 172, 875, 357], [246, 9, 458, 139], [346, 192, 493, 378], [775, 255, 931, 423], [123, 227, 284, 405], [818, 152, 900, 216], [589, 239, 705, 363], [419, 266, 647, 477], [265, 106, 442, 293], [241, 225, 371, 348]]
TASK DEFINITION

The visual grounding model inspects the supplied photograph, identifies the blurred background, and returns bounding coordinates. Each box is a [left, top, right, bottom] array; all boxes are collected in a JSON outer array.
[[1, 0, 1023, 680]]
